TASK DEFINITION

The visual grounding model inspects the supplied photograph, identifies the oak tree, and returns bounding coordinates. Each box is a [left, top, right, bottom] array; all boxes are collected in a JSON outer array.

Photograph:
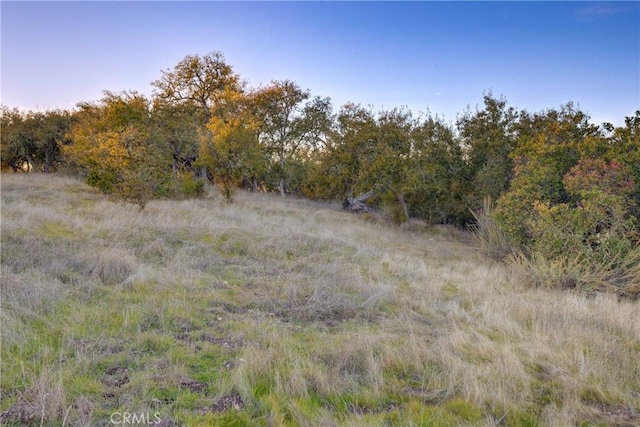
[[252, 80, 333, 196], [152, 52, 241, 124]]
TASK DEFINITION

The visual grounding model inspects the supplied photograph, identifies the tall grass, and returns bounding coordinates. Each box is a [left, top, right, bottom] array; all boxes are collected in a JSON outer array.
[[469, 196, 514, 261], [2, 174, 639, 426]]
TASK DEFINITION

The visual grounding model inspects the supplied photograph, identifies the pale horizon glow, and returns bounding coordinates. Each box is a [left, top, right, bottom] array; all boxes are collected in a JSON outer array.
[[1, 1, 639, 126]]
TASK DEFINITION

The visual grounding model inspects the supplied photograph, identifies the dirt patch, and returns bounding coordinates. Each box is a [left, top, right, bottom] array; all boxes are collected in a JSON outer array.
[[205, 392, 245, 413], [589, 403, 640, 427], [174, 331, 242, 352], [178, 377, 207, 393], [0, 401, 37, 425], [199, 333, 242, 350], [101, 365, 130, 388]]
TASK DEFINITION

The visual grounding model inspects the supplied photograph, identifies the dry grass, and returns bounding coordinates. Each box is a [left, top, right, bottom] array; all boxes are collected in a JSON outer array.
[[1, 173, 639, 426], [469, 196, 514, 261]]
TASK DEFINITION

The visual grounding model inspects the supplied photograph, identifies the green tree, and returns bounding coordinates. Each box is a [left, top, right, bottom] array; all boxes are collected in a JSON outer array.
[[0, 107, 71, 173], [359, 108, 417, 222], [305, 106, 467, 225], [456, 94, 518, 212], [605, 111, 640, 220], [37, 110, 72, 173], [408, 115, 467, 224], [152, 52, 243, 183], [304, 103, 378, 200], [252, 80, 333, 196], [151, 101, 201, 176], [1, 107, 30, 172]]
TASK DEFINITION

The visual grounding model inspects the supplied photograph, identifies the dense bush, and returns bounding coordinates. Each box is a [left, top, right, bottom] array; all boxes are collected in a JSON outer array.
[[492, 110, 640, 297]]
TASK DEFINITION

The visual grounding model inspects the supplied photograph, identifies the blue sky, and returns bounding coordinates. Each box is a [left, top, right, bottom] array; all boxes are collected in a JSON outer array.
[[2, 1, 638, 126]]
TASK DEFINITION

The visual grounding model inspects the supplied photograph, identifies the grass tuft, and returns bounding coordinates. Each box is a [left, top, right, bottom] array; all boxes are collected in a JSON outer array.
[[469, 196, 515, 261]]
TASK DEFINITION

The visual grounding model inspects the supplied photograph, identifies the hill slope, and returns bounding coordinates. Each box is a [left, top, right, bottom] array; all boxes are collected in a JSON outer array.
[[1, 174, 639, 426]]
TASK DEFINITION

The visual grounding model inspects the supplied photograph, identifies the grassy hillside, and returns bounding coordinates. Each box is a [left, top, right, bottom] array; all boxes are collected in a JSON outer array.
[[1, 174, 639, 426]]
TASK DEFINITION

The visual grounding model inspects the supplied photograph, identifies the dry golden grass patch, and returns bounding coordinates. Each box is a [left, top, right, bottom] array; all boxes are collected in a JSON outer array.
[[1, 173, 639, 426]]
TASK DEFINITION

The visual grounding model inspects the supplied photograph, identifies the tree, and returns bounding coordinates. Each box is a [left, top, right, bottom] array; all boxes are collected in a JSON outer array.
[[606, 111, 640, 220], [408, 115, 467, 224], [152, 52, 241, 124], [1, 107, 29, 172], [456, 94, 518, 211], [305, 106, 467, 224], [493, 103, 601, 244], [304, 103, 378, 200], [152, 52, 243, 182], [36, 110, 72, 173], [63, 91, 158, 206], [252, 80, 333, 196], [0, 107, 71, 173], [151, 101, 201, 176], [359, 107, 417, 222], [196, 89, 265, 201]]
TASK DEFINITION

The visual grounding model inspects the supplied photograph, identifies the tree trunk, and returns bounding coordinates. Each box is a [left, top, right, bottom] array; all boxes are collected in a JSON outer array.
[[172, 154, 179, 177], [279, 153, 286, 196], [398, 192, 409, 222], [25, 156, 33, 173], [43, 149, 51, 173]]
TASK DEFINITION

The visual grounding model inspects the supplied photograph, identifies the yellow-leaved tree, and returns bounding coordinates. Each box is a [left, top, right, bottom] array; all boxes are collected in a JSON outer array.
[[63, 91, 159, 207], [197, 89, 266, 201]]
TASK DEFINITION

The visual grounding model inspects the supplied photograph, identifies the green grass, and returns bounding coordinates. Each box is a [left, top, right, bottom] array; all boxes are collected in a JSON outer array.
[[1, 173, 639, 426]]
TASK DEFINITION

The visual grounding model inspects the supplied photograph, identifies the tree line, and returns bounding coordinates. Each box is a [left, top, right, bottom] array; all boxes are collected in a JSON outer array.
[[2, 51, 639, 295]]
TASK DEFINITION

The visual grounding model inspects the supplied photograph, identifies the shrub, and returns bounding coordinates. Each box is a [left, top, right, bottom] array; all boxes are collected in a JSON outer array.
[[156, 174, 206, 199], [87, 168, 118, 194], [179, 174, 205, 197], [527, 159, 638, 264], [502, 157, 640, 298]]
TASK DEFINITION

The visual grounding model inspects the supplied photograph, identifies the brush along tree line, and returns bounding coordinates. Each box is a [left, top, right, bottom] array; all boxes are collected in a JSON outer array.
[[2, 52, 639, 295]]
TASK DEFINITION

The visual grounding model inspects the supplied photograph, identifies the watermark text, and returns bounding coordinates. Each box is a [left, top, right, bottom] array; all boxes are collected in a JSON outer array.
[[110, 411, 162, 425]]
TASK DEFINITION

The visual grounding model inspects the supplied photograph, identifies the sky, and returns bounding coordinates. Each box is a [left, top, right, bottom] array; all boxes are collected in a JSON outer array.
[[1, 1, 639, 126]]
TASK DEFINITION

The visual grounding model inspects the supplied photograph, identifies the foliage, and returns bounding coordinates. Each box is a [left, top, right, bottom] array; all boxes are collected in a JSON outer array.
[[0, 107, 71, 173], [151, 101, 201, 176], [151, 51, 241, 124], [493, 107, 640, 295], [62, 91, 163, 207], [404, 115, 467, 224], [196, 89, 265, 201], [155, 173, 205, 199], [456, 94, 518, 212], [252, 80, 333, 196], [304, 103, 378, 200], [494, 104, 602, 245], [605, 111, 640, 220], [361, 108, 418, 223], [469, 197, 514, 261]]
